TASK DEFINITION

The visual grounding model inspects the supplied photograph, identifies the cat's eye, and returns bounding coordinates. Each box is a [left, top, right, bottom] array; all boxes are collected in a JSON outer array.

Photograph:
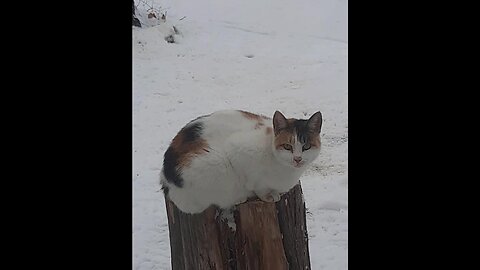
[[302, 143, 311, 151], [283, 144, 292, 151]]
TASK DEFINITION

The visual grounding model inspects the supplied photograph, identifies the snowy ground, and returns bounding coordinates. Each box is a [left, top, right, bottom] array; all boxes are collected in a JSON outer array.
[[133, 0, 347, 269]]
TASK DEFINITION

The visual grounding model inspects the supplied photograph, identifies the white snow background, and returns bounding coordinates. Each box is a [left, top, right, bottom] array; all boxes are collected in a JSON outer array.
[[133, 0, 347, 269]]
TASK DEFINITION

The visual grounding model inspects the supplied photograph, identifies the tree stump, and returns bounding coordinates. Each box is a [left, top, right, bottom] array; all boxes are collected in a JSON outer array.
[[164, 184, 311, 270]]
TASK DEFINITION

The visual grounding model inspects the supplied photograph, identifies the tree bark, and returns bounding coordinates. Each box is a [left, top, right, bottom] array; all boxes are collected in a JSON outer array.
[[165, 184, 311, 270]]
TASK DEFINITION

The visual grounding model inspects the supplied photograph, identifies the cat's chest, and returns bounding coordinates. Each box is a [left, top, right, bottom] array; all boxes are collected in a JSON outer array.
[[231, 155, 300, 190], [246, 166, 300, 192]]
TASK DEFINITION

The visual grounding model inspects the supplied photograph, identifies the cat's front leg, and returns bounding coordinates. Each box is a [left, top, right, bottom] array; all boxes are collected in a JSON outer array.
[[256, 190, 281, 203]]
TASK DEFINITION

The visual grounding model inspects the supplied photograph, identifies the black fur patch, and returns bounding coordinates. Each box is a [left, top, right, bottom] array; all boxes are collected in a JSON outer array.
[[293, 120, 311, 143], [182, 122, 203, 143], [163, 146, 183, 187], [161, 184, 170, 196], [162, 121, 205, 188]]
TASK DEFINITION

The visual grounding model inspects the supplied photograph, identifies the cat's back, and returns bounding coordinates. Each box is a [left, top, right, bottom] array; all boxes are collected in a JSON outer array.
[[199, 110, 271, 142], [162, 110, 272, 185], [161, 110, 272, 212]]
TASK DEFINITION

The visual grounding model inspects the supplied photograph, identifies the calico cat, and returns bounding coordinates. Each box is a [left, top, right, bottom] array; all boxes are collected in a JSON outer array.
[[160, 110, 322, 213]]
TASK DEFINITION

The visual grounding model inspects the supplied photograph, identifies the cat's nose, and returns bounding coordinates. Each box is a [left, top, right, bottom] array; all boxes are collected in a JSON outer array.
[[294, 157, 302, 163]]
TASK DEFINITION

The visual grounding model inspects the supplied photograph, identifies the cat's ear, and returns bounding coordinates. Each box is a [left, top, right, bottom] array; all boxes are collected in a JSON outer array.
[[307, 111, 322, 134], [273, 111, 288, 135]]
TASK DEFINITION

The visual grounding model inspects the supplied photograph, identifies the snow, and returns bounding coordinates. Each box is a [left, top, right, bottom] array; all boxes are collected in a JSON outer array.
[[219, 208, 237, 232], [133, 0, 347, 269]]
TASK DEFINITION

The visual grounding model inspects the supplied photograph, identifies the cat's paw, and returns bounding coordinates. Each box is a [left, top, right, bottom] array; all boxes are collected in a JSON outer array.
[[257, 193, 274, 202], [257, 191, 281, 203], [270, 191, 281, 202]]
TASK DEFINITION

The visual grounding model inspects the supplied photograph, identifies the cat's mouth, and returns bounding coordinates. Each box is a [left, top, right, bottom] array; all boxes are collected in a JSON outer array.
[[293, 162, 304, 168]]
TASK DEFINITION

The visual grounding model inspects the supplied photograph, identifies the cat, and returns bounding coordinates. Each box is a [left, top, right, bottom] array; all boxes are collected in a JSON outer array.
[[160, 110, 322, 214]]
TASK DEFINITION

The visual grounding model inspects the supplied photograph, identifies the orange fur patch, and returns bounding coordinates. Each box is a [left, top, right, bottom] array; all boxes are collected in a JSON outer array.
[[309, 136, 321, 148], [170, 131, 209, 168], [239, 110, 269, 121], [254, 122, 265, 129], [239, 110, 270, 130], [274, 130, 294, 149], [240, 110, 263, 121]]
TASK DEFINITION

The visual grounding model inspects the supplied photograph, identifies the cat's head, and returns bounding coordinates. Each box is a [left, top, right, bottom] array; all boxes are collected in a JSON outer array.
[[272, 111, 322, 169]]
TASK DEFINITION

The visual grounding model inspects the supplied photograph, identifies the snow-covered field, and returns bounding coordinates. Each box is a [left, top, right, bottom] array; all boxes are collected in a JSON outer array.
[[133, 0, 347, 269]]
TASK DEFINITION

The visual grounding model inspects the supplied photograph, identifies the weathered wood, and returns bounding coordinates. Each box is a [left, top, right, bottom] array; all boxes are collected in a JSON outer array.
[[235, 201, 288, 270], [276, 185, 311, 270], [164, 183, 311, 270]]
